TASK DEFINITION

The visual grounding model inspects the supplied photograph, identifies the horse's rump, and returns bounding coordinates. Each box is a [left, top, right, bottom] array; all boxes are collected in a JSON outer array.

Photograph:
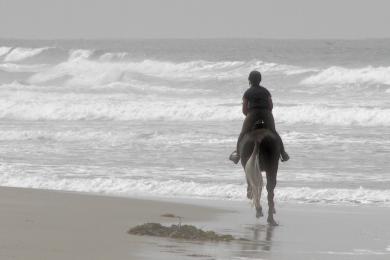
[[239, 129, 280, 172]]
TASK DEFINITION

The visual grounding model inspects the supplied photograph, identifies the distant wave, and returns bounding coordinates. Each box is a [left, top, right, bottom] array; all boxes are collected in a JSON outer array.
[[301, 66, 390, 86], [0, 45, 318, 84], [3, 47, 51, 62], [0, 46, 12, 57], [24, 48, 315, 85], [1, 169, 389, 206]]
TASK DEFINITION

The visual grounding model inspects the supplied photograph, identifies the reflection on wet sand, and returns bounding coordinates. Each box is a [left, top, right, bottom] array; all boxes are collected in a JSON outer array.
[[239, 223, 275, 257], [152, 223, 276, 260]]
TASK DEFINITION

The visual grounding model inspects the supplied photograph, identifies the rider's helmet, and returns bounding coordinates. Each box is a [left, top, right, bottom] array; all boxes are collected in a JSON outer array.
[[248, 70, 262, 86]]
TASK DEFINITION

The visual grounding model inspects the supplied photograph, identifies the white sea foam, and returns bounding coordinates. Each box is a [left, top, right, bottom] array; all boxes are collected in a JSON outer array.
[[274, 104, 390, 126], [277, 186, 390, 205], [103, 79, 211, 94], [68, 49, 93, 60], [0, 63, 47, 73], [0, 128, 234, 146], [0, 87, 389, 126], [322, 249, 389, 256], [0, 129, 133, 143], [0, 90, 241, 121], [99, 52, 127, 61], [4, 47, 50, 62], [0, 167, 389, 206], [301, 66, 390, 86], [0, 46, 12, 57]]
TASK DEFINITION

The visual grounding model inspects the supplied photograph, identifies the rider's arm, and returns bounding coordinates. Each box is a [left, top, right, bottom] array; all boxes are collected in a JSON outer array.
[[242, 98, 249, 116], [268, 96, 273, 111]]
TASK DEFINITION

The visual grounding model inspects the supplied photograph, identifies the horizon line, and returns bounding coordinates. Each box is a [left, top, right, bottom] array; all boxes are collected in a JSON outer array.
[[1, 37, 390, 42]]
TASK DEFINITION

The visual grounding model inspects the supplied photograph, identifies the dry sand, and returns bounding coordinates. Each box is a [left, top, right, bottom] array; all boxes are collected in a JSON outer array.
[[1, 186, 389, 260]]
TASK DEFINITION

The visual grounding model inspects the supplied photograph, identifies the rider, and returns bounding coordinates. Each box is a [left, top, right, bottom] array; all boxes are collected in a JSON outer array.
[[229, 70, 289, 164]]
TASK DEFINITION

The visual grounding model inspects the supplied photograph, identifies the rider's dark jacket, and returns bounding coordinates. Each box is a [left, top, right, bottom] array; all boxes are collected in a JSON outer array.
[[243, 85, 271, 111]]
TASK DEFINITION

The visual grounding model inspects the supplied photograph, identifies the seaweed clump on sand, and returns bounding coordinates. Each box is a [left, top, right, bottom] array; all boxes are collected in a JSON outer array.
[[128, 223, 234, 242]]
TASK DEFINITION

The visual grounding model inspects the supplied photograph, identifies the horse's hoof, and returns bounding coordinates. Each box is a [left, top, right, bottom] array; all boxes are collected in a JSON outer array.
[[267, 218, 278, 226], [256, 208, 263, 218]]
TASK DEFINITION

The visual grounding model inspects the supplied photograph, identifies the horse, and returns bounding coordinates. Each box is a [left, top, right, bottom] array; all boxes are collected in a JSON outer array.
[[239, 125, 280, 226]]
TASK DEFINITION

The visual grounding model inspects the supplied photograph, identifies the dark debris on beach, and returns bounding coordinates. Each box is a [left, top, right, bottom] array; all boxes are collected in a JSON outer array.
[[128, 223, 235, 242]]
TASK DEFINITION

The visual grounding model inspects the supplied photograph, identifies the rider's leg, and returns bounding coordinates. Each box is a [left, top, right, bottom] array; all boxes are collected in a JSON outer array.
[[236, 112, 258, 153], [264, 113, 289, 162], [274, 131, 289, 162], [230, 112, 256, 164]]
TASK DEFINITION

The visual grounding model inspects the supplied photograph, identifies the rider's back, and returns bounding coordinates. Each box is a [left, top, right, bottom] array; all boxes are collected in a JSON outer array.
[[243, 85, 271, 111]]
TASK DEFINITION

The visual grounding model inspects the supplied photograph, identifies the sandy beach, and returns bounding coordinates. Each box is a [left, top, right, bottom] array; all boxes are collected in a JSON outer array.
[[1, 187, 389, 260]]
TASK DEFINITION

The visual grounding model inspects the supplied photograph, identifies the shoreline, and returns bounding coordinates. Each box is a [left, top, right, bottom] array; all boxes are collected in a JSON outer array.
[[1, 186, 390, 260]]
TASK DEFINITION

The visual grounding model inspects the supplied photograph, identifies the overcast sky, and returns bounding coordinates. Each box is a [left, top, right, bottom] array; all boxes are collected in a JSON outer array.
[[1, 0, 389, 39]]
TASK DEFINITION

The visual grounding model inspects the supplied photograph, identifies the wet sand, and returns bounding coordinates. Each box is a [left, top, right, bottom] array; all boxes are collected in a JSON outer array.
[[1, 186, 389, 260]]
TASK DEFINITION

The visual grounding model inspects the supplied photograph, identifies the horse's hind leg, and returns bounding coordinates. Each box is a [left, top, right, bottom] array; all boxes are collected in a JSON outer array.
[[266, 169, 278, 226], [252, 185, 263, 218], [254, 156, 263, 218], [255, 182, 263, 218], [246, 178, 253, 200]]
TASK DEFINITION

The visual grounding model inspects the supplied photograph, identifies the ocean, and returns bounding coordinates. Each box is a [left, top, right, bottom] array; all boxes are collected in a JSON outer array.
[[0, 39, 389, 206]]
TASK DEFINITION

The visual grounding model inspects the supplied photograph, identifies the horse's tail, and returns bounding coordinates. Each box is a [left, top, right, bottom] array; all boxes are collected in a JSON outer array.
[[245, 141, 264, 211]]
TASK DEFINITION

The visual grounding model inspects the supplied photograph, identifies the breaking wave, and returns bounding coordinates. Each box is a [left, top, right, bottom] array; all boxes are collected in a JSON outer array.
[[3, 47, 51, 62], [301, 66, 390, 86], [0, 46, 12, 57], [24, 49, 314, 85], [0, 63, 47, 73], [275, 104, 390, 126]]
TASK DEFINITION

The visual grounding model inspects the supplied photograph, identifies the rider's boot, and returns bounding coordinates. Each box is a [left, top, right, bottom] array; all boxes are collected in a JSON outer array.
[[229, 150, 240, 164], [281, 150, 290, 162]]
